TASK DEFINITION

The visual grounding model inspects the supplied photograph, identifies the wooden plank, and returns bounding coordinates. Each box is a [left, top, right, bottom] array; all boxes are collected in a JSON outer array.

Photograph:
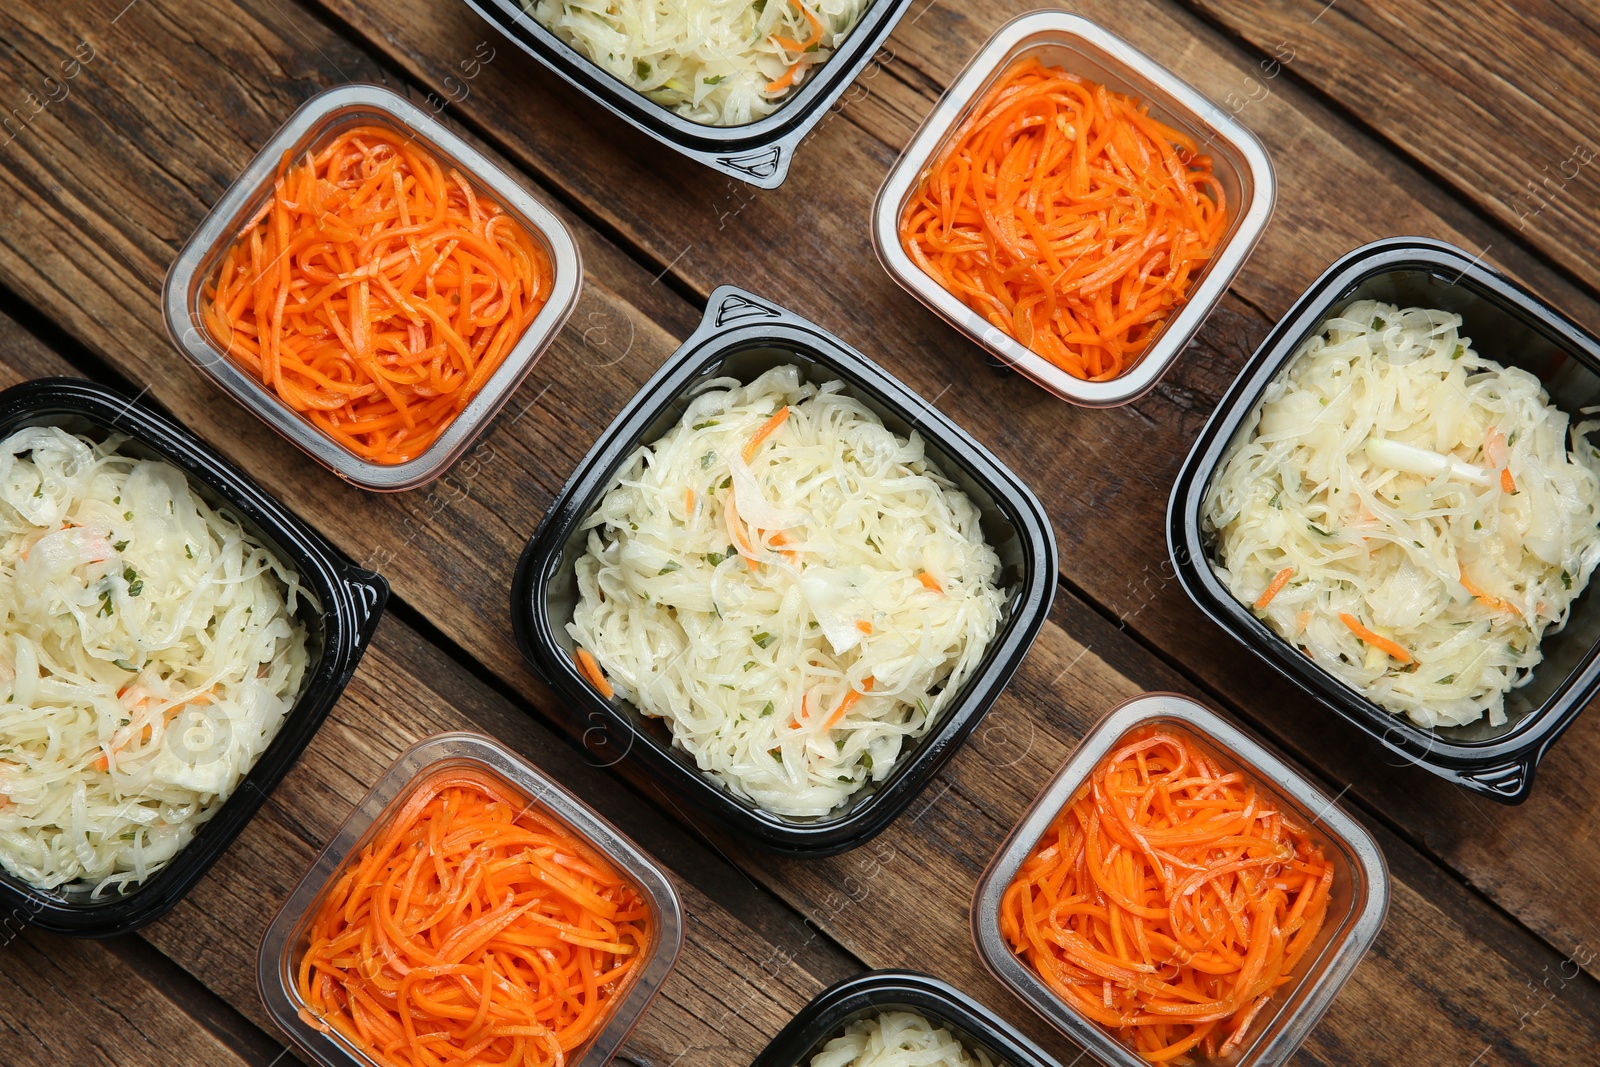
[[0, 932, 260, 1067], [3, 0, 1600, 1056], [1184, 0, 1600, 294]]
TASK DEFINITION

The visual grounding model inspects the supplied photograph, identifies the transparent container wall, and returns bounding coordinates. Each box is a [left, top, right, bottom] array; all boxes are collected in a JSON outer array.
[[257, 732, 683, 1067], [971, 694, 1388, 1067]]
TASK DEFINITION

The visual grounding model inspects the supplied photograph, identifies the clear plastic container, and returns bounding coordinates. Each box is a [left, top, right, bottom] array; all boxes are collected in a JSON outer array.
[[872, 12, 1276, 407], [257, 732, 683, 1067], [162, 84, 582, 492], [971, 693, 1388, 1067]]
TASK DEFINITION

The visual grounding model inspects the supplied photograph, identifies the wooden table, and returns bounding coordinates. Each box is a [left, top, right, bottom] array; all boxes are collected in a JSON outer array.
[[2, 0, 1600, 1063]]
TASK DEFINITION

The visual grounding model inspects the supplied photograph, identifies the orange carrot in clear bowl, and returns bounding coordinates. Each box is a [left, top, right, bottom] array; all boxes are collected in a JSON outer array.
[[899, 58, 1228, 383], [203, 126, 553, 465], [296, 768, 651, 1067], [1000, 728, 1334, 1063]]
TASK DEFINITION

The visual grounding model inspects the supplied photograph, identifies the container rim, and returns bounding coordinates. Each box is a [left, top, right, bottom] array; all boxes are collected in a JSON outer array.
[[459, 0, 916, 188], [510, 286, 1058, 854], [1166, 235, 1600, 802], [871, 10, 1276, 407], [749, 969, 1063, 1067], [161, 82, 582, 492], [0, 377, 386, 936], [971, 692, 1389, 1067], [257, 731, 684, 1067]]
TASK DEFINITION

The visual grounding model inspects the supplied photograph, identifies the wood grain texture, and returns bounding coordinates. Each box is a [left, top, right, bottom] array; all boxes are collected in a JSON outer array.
[[2, 0, 1600, 1062], [1185, 0, 1600, 294], [0, 931, 258, 1067]]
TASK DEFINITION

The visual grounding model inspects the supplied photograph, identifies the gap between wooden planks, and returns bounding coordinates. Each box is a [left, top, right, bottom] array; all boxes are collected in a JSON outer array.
[[282, 0, 1600, 978], [1, 0, 1599, 1057], [1183, 0, 1600, 302]]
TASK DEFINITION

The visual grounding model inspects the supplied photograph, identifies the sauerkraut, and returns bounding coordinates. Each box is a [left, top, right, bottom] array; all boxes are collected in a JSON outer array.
[[0, 427, 313, 893], [1204, 301, 1600, 727], [570, 366, 1006, 816], [528, 0, 872, 126], [811, 1011, 999, 1067]]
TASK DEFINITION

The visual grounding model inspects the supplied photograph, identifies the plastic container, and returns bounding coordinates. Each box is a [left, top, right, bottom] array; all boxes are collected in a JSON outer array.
[[459, 0, 913, 189], [973, 693, 1388, 1067], [750, 970, 1061, 1067], [0, 378, 387, 937], [872, 11, 1276, 407], [258, 732, 683, 1067], [510, 285, 1057, 855], [1168, 236, 1600, 803], [162, 83, 582, 492]]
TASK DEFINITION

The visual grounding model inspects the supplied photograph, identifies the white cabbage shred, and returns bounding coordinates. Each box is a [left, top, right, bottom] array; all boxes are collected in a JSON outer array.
[[528, 0, 873, 126], [570, 366, 1006, 816], [0, 427, 314, 893], [1204, 301, 1600, 727], [811, 1011, 999, 1067]]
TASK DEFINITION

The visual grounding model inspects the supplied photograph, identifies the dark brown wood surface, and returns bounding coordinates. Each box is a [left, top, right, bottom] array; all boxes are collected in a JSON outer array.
[[0, 0, 1598, 1064]]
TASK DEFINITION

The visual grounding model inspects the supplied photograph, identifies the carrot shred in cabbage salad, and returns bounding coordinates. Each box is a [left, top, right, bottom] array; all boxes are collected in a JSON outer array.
[[1000, 728, 1334, 1063], [899, 59, 1229, 382], [204, 125, 553, 464], [296, 769, 651, 1067]]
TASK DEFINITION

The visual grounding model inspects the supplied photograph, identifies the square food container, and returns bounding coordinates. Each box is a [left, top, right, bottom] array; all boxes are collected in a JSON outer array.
[[162, 83, 582, 492], [1169, 237, 1600, 803], [258, 732, 683, 1067], [460, 0, 914, 188], [973, 693, 1388, 1067], [750, 969, 1061, 1067], [0, 378, 387, 937], [510, 285, 1057, 855], [872, 11, 1276, 407]]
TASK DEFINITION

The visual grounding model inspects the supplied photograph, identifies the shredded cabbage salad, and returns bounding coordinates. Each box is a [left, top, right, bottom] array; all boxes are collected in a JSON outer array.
[[0, 427, 313, 893], [1204, 301, 1600, 727], [570, 366, 1005, 816], [527, 0, 872, 126], [811, 1011, 999, 1067]]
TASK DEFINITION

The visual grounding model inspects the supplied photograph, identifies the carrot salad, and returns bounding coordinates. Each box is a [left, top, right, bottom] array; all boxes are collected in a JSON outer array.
[[1000, 728, 1334, 1063], [899, 59, 1229, 382], [296, 769, 650, 1067], [204, 126, 552, 464]]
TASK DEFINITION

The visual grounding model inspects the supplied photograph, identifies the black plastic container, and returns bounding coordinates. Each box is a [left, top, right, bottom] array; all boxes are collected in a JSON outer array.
[[460, 0, 914, 188], [751, 970, 1061, 1067], [1168, 237, 1600, 803], [512, 287, 1056, 855], [0, 379, 387, 936]]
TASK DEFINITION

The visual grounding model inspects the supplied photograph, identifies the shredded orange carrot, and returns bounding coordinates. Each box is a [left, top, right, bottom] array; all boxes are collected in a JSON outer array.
[[900, 59, 1228, 382], [1459, 567, 1520, 616], [765, 0, 823, 92], [855, 620, 873, 635], [297, 768, 651, 1067], [917, 571, 943, 594], [1001, 727, 1334, 1064], [1253, 567, 1294, 610], [684, 487, 695, 514], [574, 647, 615, 699], [203, 126, 553, 465], [742, 406, 792, 463], [822, 677, 874, 731], [1501, 467, 1516, 493], [1337, 613, 1413, 664]]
